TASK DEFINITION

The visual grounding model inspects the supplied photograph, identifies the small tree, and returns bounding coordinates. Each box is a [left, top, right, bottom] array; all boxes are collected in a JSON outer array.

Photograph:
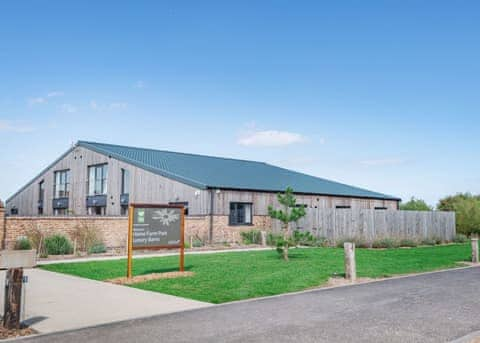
[[268, 187, 306, 261]]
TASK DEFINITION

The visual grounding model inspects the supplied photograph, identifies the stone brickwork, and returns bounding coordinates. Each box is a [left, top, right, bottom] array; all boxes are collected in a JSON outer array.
[[0, 202, 5, 249], [2, 215, 272, 251]]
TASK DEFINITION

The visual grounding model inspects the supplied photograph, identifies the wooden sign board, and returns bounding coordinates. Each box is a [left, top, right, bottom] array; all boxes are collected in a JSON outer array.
[[127, 204, 185, 278]]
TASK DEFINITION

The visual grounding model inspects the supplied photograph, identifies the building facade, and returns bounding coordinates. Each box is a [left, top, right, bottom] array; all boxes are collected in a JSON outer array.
[[5, 141, 400, 245]]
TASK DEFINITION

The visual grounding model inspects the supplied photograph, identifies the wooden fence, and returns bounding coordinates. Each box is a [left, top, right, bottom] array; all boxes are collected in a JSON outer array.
[[272, 209, 456, 243]]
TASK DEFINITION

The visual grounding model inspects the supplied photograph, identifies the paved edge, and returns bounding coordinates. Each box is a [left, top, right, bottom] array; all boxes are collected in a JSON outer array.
[[11, 264, 480, 342], [37, 247, 274, 265], [449, 330, 480, 343]]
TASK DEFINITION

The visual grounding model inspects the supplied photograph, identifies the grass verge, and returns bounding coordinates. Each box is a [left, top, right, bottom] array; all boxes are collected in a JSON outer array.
[[40, 244, 471, 303]]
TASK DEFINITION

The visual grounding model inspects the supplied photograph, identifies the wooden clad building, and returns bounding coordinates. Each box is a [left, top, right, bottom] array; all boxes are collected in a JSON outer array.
[[6, 141, 400, 235]]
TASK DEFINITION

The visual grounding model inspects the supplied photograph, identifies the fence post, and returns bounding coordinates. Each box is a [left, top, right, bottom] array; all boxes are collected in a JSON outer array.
[[472, 237, 479, 263], [261, 231, 267, 247], [3, 268, 23, 329], [344, 242, 356, 282]]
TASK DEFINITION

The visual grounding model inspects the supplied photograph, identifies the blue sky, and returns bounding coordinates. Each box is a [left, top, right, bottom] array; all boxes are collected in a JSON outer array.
[[1, 1, 479, 205]]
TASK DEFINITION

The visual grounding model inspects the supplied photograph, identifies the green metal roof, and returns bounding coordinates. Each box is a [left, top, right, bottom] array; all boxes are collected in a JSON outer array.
[[78, 141, 400, 201]]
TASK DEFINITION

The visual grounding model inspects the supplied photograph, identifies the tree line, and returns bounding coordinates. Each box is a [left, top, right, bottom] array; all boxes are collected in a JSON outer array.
[[400, 193, 480, 236]]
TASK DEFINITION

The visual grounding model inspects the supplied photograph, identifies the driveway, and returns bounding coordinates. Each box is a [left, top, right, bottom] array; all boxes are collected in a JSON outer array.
[[0, 269, 210, 334], [20, 266, 480, 342]]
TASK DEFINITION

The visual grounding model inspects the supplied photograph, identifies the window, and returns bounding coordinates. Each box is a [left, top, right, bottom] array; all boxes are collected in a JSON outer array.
[[38, 180, 45, 215], [54, 208, 67, 216], [54, 170, 70, 198], [375, 206, 388, 210], [121, 169, 130, 194], [88, 164, 108, 195], [10, 207, 18, 215], [88, 206, 106, 216], [229, 202, 252, 226], [120, 206, 129, 216], [169, 202, 189, 216], [335, 205, 351, 209]]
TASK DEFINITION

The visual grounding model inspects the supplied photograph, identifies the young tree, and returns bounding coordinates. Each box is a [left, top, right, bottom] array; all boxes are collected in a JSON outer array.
[[268, 187, 306, 261], [399, 197, 432, 211]]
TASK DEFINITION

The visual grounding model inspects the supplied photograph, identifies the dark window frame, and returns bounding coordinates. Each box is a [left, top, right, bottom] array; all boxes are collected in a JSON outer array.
[[88, 164, 108, 196], [53, 169, 70, 199], [229, 202, 253, 226], [374, 206, 388, 210], [169, 201, 189, 216], [335, 205, 351, 209]]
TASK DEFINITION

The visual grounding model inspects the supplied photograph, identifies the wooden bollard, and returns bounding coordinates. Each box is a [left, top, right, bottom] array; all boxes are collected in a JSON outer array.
[[472, 237, 479, 263], [261, 231, 267, 247], [344, 242, 356, 282], [3, 268, 23, 329]]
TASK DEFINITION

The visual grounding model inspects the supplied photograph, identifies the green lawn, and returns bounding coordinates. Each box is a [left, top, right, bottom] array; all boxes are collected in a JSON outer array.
[[40, 244, 471, 304]]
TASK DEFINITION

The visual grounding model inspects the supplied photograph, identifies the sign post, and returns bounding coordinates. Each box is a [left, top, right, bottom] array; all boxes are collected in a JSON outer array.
[[127, 204, 185, 279]]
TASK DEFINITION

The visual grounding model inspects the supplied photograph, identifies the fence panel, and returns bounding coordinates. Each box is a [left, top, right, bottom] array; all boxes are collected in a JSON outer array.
[[271, 208, 455, 243]]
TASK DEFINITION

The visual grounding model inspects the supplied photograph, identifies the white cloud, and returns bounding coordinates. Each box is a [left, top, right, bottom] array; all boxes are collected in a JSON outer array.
[[0, 120, 35, 133], [60, 104, 77, 113], [360, 158, 405, 166], [27, 97, 46, 105], [47, 91, 64, 97], [134, 80, 146, 89], [238, 129, 307, 147]]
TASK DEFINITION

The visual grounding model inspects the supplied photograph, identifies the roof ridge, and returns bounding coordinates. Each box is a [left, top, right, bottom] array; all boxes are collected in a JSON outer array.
[[78, 140, 267, 165]]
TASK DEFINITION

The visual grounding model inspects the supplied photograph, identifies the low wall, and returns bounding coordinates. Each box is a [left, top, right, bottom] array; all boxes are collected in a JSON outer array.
[[1, 215, 272, 251]]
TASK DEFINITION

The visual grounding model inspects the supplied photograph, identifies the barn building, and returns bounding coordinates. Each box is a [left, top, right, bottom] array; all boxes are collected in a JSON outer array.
[[5, 141, 400, 243]]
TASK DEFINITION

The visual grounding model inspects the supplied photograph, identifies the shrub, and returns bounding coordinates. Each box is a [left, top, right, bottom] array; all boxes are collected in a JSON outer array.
[[25, 227, 47, 256], [292, 230, 316, 246], [14, 237, 32, 250], [44, 235, 73, 255], [432, 236, 443, 245], [72, 222, 104, 253], [372, 238, 399, 249], [453, 234, 468, 243], [336, 237, 371, 249], [267, 233, 283, 247], [398, 239, 418, 248], [240, 230, 262, 245], [88, 243, 107, 254], [420, 238, 436, 246]]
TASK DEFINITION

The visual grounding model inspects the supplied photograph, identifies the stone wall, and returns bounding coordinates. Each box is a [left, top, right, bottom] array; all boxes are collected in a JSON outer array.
[[2, 214, 272, 251], [0, 202, 5, 249]]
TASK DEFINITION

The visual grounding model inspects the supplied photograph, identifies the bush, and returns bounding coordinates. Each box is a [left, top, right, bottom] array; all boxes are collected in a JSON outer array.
[[398, 239, 418, 248], [44, 235, 73, 255], [72, 222, 104, 253], [420, 238, 436, 246], [372, 238, 399, 249], [292, 230, 317, 246], [25, 227, 47, 256], [437, 193, 480, 236], [14, 237, 32, 250], [336, 237, 370, 249], [88, 243, 106, 254], [240, 230, 262, 245], [454, 234, 468, 243], [267, 233, 283, 246]]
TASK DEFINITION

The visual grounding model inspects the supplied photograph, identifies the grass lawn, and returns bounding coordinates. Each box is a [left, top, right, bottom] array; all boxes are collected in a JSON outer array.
[[40, 244, 471, 304]]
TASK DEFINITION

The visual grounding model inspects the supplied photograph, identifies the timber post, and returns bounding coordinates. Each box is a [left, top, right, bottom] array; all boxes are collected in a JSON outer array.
[[344, 242, 356, 282], [3, 268, 23, 330], [472, 236, 479, 263]]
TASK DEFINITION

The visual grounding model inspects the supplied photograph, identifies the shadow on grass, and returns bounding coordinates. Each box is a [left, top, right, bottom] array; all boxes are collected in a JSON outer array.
[[140, 265, 193, 275]]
